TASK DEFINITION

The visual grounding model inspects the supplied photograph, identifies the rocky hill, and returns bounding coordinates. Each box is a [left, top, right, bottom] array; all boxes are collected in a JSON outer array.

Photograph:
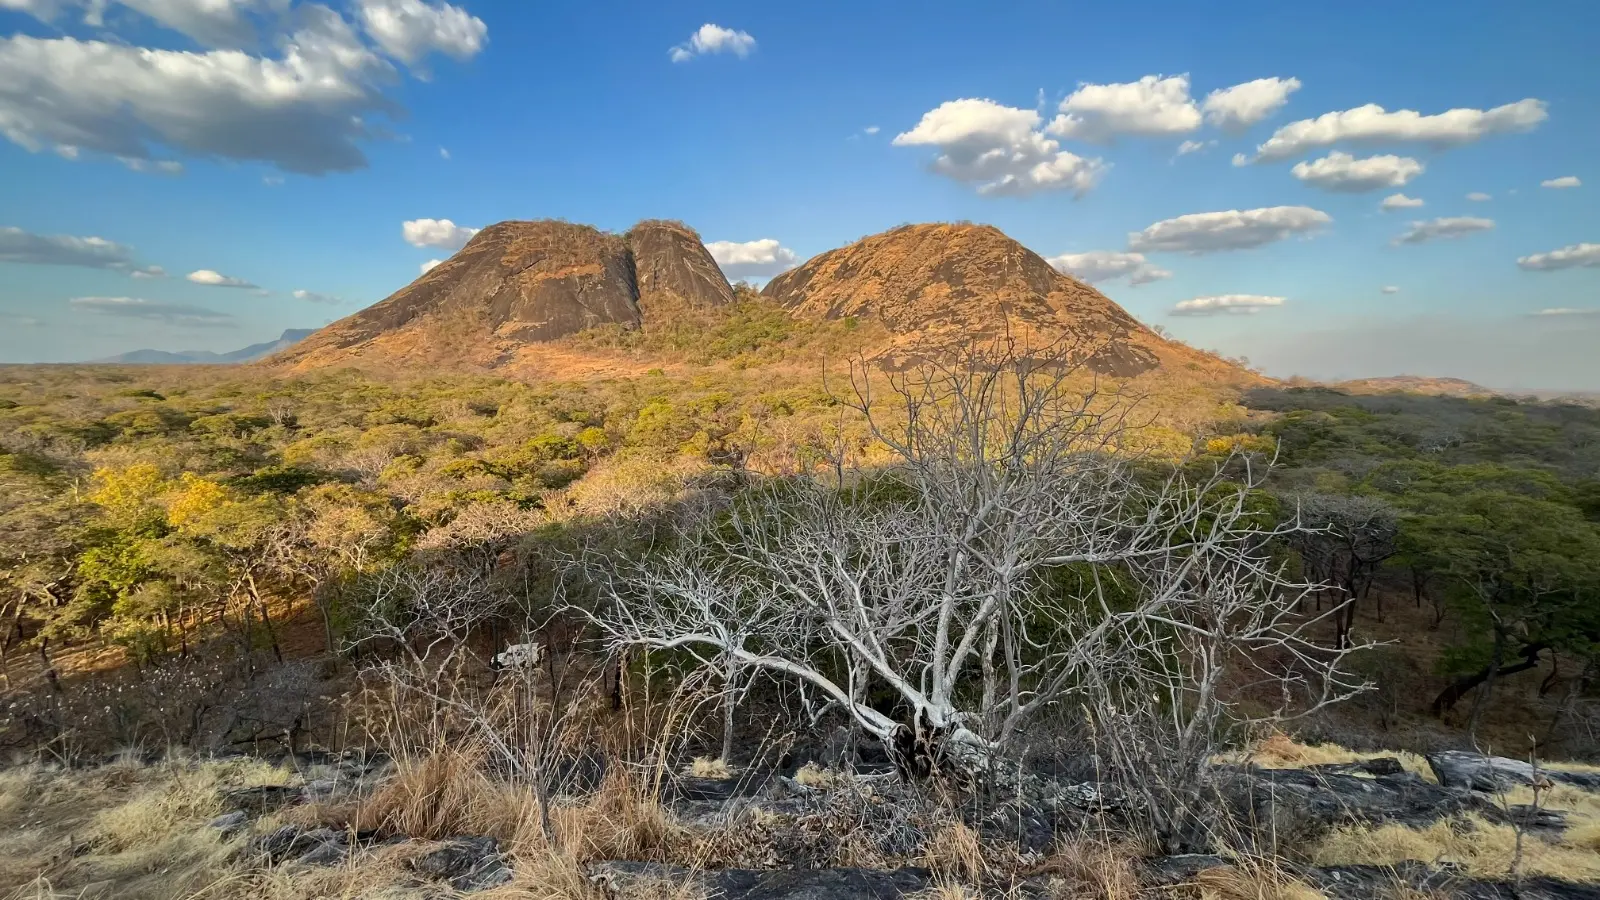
[[763, 223, 1248, 381], [270, 219, 733, 372], [1333, 375, 1497, 398]]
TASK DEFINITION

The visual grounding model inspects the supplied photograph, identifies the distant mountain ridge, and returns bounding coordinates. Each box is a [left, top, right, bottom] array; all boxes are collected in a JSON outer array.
[[95, 329, 315, 364], [268, 217, 1257, 389]]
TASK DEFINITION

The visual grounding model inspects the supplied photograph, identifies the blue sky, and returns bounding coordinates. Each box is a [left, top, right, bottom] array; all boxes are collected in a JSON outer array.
[[2, 0, 1597, 389]]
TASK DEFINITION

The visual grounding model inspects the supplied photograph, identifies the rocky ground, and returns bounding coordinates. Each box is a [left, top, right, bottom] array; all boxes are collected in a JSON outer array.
[[3, 744, 1599, 899]]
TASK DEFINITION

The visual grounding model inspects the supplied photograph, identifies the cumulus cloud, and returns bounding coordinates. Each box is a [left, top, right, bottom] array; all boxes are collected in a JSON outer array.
[[1541, 176, 1580, 189], [1381, 285, 1401, 294], [1201, 76, 1301, 132], [1048, 74, 1201, 143], [0, 1, 483, 174], [705, 238, 800, 278], [863, 125, 880, 135], [1291, 151, 1423, 192], [0, 225, 158, 273], [1466, 192, 1492, 201], [187, 268, 258, 288], [1248, 98, 1548, 162], [1393, 216, 1494, 245], [1175, 139, 1215, 156], [112, 0, 285, 48], [356, 0, 487, 65], [1170, 294, 1286, 316], [292, 288, 341, 304], [403, 217, 479, 249], [1047, 250, 1171, 287], [669, 23, 755, 62], [893, 98, 1107, 197], [420, 258, 442, 274], [1127, 206, 1330, 254], [69, 296, 235, 326], [1380, 193, 1424, 211], [1517, 243, 1600, 271], [1531, 307, 1600, 316]]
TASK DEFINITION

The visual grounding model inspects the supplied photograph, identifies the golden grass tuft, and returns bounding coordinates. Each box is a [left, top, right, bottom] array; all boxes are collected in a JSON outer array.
[[1191, 864, 1327, 900], [1027, 838, 1143, 900], [921, 820, 986, 882], [1217, 732, 1433, 781], [684, 757, 733, 779], [792, 762, 847, 789], [1312, 813, 1600, 881]]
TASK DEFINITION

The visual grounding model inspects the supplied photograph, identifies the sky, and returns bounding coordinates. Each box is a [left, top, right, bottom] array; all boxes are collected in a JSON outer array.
[[1, 0, 1597, 390]]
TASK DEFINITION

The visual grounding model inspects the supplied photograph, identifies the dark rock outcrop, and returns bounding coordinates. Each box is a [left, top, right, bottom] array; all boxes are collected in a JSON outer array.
[[590, 862, 933, 900], [628, 219, 737, 312], [1428, 750, 1600, 793], [409, 836, 513, 892]]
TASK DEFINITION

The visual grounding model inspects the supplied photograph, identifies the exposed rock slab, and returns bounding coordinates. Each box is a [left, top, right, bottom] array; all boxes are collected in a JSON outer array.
[[590, 862, 933, 900], [1428, 751, 1600, 793]]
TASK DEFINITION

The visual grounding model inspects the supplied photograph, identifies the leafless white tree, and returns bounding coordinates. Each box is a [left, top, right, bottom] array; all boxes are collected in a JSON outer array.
[[593, 342, 1366, 826]]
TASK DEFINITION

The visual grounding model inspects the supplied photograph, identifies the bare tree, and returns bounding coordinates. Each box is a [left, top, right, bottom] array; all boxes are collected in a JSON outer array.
[[594, 342, 1365, 825]]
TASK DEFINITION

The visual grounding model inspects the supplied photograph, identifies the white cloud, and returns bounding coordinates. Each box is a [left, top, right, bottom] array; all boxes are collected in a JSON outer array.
[[1381, 285, 1400, 294], [1517, 243, 1600, 271], [893, 98, 1107, 197], [402, 217, 479, 249], [187, 268, 259, 288], [292, 288, 341, 304], [0, 225, 155, 272], [1531, 307, 1600, 316], [863, 125, 880, 135], [69, 295, 235, 326], [1249, 98, 1548, 162], [356, 0, 487, 65], [1046, 250, 1171, 287], [1175, 139, 1215, 156], [1230, 152, 1249, 167], [1380, 192, 1424, 211], [1048, 74, 1201, 143], [1128, 206, 1330, 254], [118, 156, 184, 174], [129, 265, 165, 279], [1201, 76, 1301, 132], [1171, 294, 1285, 316], [420, 258, 442, 274], [669, 23, 756, 62], [1393, 216, 1494, 245], [110, 0, 285, 48], [439, 146, 450, 159], [1466, 191, 1491, 201], [1291, 151, 1423, 192], [705, 238, 799, 278], [1541, 176, 1581, 189], [0, 311, 43, 328], [0, 9, 405, 174]]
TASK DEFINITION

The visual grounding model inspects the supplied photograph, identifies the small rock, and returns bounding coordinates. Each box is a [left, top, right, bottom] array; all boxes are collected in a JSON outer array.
[[221, 784, 304, 814], [294, 839, 347, 867], [409, 836, 513, 892], [249, 825, 345, 863], [208, 810, 250, 838]]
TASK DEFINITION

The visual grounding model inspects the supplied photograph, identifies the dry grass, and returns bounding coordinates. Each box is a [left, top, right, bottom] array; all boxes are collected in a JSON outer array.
[[1312, 813, 1600, 881], [921, 820, 986, 882], [1189, 864, 1327, 900], [1027, 838, 1143, 900], [684, 757, 733, 779], [1217, 733, 1433, 781], [913, 882, 980, 900], [792, 762, 848, 789]]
